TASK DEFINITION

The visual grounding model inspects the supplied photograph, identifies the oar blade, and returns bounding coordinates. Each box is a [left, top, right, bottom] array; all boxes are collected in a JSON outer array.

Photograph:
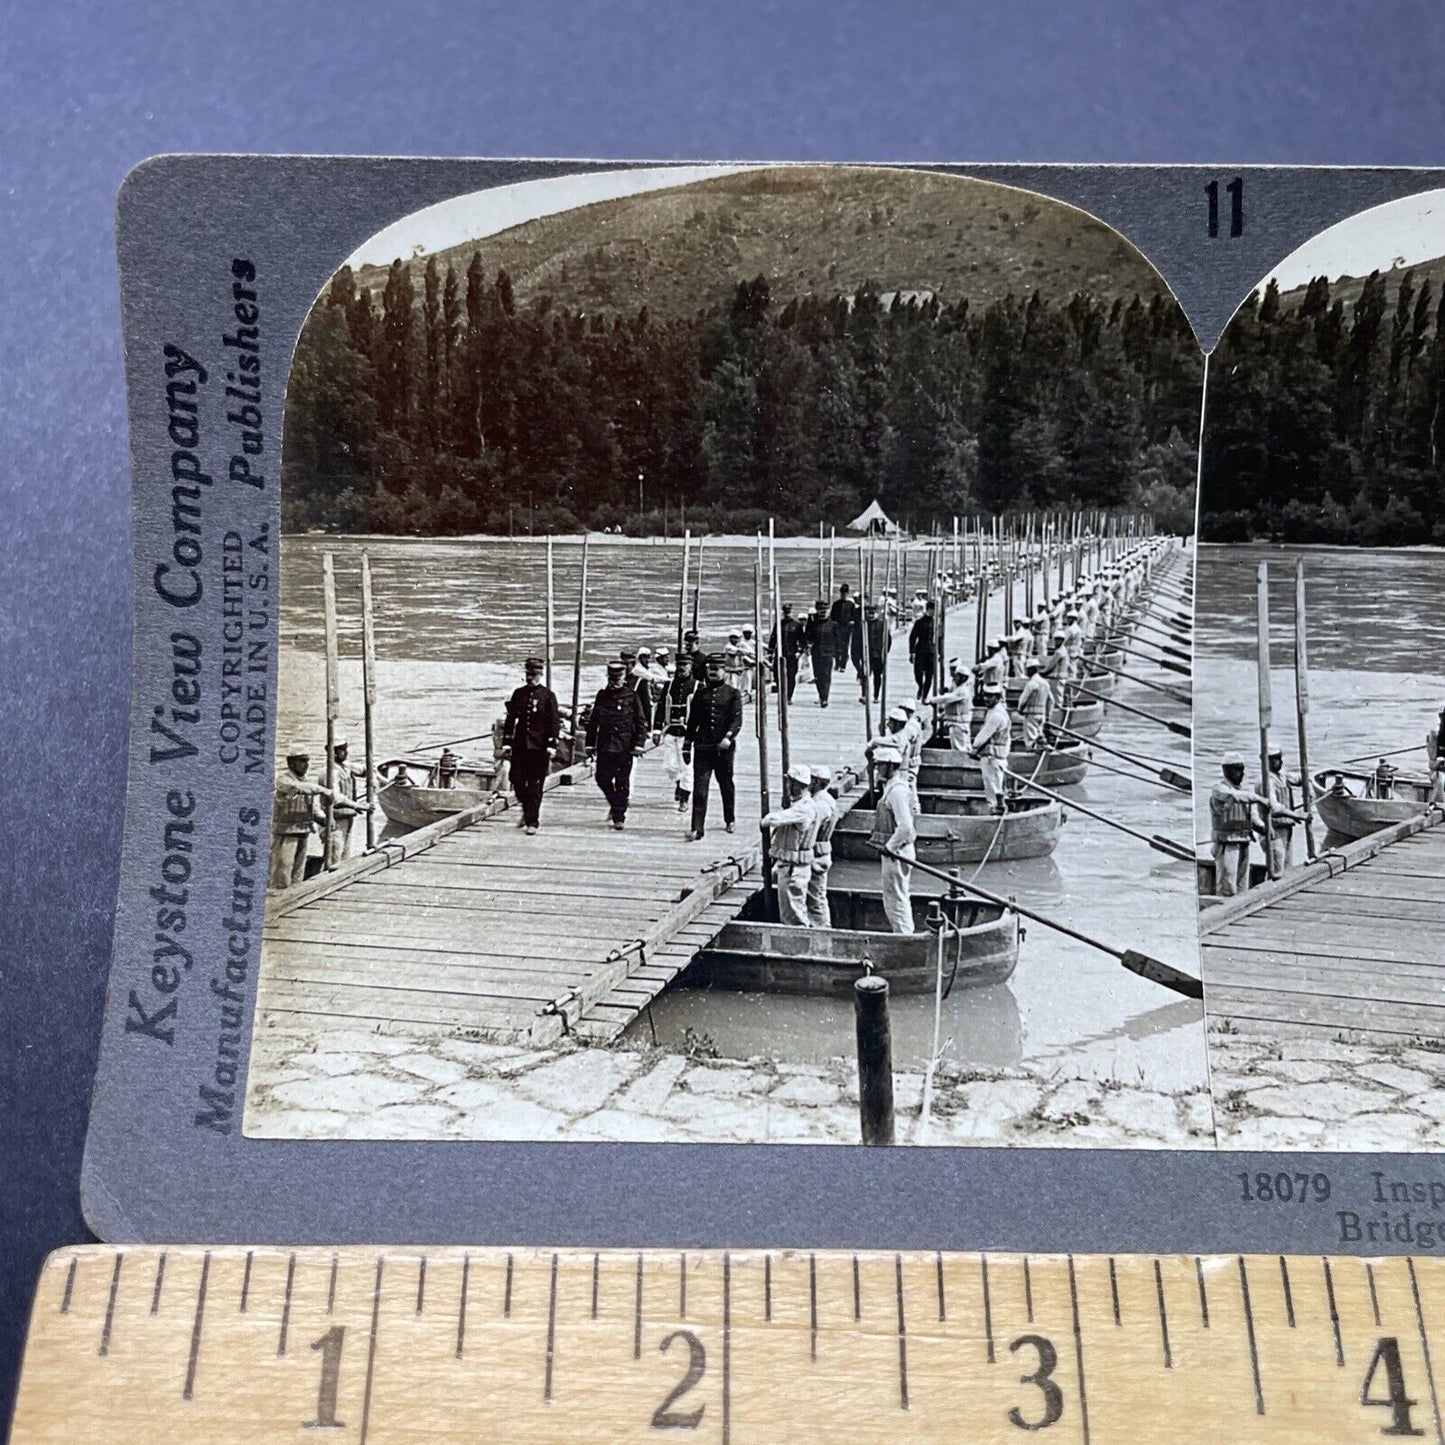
[[1159, 768, 1193, 793], [1150, 833, 1197, 862], [1121, 949, 1204, 999]]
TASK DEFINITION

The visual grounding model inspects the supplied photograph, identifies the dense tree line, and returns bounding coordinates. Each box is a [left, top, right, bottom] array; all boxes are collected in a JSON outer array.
[[1201, 270, 1445, 544], [282, 251, 1202, 536]]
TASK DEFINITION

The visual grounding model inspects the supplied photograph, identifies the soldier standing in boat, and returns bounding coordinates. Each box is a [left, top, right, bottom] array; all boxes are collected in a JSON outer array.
[[1257, 747, 1307, 874], [868, 744, 918, 934], [771, 601, 806, 702], [270, 747, 339, 890], [933, 658, 976, 751], [1016, 659, 1054, 750], [683, 653, 744, 841], [323, 734, 374, 869], [805, 600, 838, 708], [660, 652, 700, 813], [760, 763, 820, 926], [909, 598, 937, 701], [970, 683, 1013, 814], [586, 660, 651, 830], [502, 656, 561, 836], [1209, 752, 1275, 897], [806, 765, 839, 928]]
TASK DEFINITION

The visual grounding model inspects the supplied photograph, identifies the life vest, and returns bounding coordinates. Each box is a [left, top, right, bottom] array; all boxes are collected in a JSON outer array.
[[1209, 781, 1253, 842], [273, 775, 318, 833], [979, 704, 1012, 758]]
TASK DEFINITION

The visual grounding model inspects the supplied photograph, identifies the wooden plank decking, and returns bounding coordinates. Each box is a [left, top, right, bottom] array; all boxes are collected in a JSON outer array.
[[1199, 811, 1445, 1044]]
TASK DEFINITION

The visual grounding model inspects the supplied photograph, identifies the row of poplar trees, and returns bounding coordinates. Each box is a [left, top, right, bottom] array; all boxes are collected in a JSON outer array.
[[1201, 268, 1445, 544], [281, 251, 1203, 536]]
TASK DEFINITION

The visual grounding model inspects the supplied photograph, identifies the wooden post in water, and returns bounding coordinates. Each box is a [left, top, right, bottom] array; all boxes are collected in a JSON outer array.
[[569, 535, 589, 763], [544, 537, 555, 693], [676, 529, 691, 656], [360, 552, 378, 852], [1294, 559, 1318, 860], [321, 551, 340, 871], [754, 561, 774, 914], [1256, 560, 1276, 878], [854, 975, 895, 1145]]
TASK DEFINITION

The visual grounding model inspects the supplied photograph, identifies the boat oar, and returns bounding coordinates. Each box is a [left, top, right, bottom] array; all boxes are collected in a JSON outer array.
[[1334, 743, 1429, 767], [1078, 751, 1191, 794], [1001, 767, 1195, 861], [1071, 682, 1191, 739], [1108, 640, 1191, 676], [1048, 722, 1191, 791], [1128, 616, 1193, 649], [872, 844, 1203, 1000], [1091, 660, 1191, 704]]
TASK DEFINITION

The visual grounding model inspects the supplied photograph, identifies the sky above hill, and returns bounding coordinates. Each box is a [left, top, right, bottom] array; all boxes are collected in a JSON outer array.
[[1265, 188, 1445, 292]]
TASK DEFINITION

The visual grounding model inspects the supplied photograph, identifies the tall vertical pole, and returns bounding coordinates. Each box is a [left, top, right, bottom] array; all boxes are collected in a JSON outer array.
[[1256, 560, 1276, 879], [857, 546, 874, 741], [544, 536, 555, 693], [360, 552, 378, 852], [828, 527, 836, 596], [754, 561, 774, 914], [818, 521, 825, 600], [691, 536, 705, 635], [676, 529, 691, 655], [771, 523, 790, 778], [321, 551, 340, 871], [1294, 559, 1317, 861], [569, 535, 590, 763]]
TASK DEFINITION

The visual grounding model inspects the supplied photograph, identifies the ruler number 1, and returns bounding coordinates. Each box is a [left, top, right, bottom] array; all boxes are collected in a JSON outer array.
[[1205, 177, 1244, 238], [306, 1326, 346, 1430], [1361, 1337, 1424, 1436]]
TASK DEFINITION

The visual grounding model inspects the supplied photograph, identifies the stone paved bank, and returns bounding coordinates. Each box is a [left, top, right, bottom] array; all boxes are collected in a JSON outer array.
[[246, 1018, 1213, 1147], [1209, 1022, 1445, 1151]]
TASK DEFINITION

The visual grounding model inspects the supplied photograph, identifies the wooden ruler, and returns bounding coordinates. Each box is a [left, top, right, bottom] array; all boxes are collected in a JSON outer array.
[[11, 1246, 1445, 1442]]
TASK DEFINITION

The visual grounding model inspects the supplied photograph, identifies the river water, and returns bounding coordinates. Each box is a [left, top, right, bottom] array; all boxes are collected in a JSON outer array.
[[278, 535, 1208, 1100], [1193, 544, 1445, 853]]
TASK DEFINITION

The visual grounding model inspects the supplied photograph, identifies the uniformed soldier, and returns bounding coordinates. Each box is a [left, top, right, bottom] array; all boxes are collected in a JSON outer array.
[[1005, 627, 1030, 679], [660, 652, 700, 812], [829, 583, 860, 676], [805, 600, 838, 707], [270, 748, 337, 890], [586, 660, 651, 829], [1429, 706, 1445, 805], [761, 763, 820, 926], [1062, 610, 1085, 678], [806, 765, 839, 928], [739, 625, 758, 703], [976, 638, 1009, 692], [1257, 748, 1306, 875], [724, 630, 747, 695], [909, 599, 937, 700], [771, 601, 806, 702], [1016, 660, 1054, 749], [867, 745, 918, 934], [501, 657, 562, 836], [971, 683, 1013, 813], [683, 653, 744, 840], [933, 658, 975, 751], [323, 734, 374, 868], [852, 599, 888, 700], [1209, 752, 1272, 897]]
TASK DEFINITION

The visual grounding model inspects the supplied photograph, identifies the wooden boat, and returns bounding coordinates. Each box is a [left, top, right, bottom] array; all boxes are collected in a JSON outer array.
[[1312, 768, 1435, 841], [919, 740, 1090, 791], [685, 888, 1020, 996], [376, 755, 498, 829], [832, 790, 1063, 863]]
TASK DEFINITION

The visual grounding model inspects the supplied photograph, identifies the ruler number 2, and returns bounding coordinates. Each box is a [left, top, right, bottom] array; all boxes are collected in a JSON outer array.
[[1361, 1337, 1425, 1437], [1205, 177, 1244, 238], [1009, 1334, 1064, 1431], [652, 1329, 707, 1430]]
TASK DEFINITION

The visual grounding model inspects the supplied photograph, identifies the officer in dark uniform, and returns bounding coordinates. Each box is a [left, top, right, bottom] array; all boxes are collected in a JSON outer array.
[[501, 657, 561, 835], [804, 599, 838, 707], [586, 660, 651, 829], [770, 601, 807, 702], [909, 599, 937, 701], [829, 583, 859, 676], [683, 653, 744, 840], [851, 599, 888, 701]]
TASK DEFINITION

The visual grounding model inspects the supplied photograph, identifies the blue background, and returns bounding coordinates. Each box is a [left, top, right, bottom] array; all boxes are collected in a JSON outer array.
[[3, 0, 1443, 1415]]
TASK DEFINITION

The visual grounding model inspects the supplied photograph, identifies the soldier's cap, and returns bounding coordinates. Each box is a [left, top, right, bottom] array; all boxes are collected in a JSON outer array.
[[683, 629, 699, 642], [947, 656, 963, 671], [815, 598, 828, 609], [1268, 748, 1284, 760], [887, 706, 910, 724], [285, 746, 309, 758], [705, 652, 727, 666], [787, 763, 812, 786], [655, 645, 670, 656], [637, 646, 651, 657], [871, 745, 904, 766], [898, 700, 917, 715], [810, 765, 833, 783], [620, 648, 637, 659], [1222, 751, 1246, 768], [742, 624, 754, 633], [728, 628, 742, 639], [332, 733, 349, 747], [1025, 659, 1041, 671], [782, 602, 793, 611], [983, 684, 1004, 697], [606, 660, 626, 674], [525, 656, 544, 669]]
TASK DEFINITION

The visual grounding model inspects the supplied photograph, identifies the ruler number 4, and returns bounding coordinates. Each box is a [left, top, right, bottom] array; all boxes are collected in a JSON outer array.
[[652, 1329, 706, 1430], [1205, 177, 1244, 238], [1361, 1337, 1424, 1436]]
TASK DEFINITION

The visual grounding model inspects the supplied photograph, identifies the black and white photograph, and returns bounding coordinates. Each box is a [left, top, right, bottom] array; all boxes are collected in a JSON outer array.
[[1195, 191, 1445, 1150], [241, 164, 1211, 1148]]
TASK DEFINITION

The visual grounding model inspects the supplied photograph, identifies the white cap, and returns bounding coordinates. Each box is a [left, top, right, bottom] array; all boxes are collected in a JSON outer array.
[[888, 706, 910, 724], [810, 765, 833, 783], [898, 700, 917, 715], [728, 628, 742, 639], [872, 745, 904, 766], [637, 646, 651, 657], [1222, 751, 1245, 768], [787, 763, 812, 786], [332, 733, 349, 747]]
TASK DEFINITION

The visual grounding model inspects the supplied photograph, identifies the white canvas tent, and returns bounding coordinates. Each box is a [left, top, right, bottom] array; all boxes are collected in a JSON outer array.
[[847, 499, 898, 536]]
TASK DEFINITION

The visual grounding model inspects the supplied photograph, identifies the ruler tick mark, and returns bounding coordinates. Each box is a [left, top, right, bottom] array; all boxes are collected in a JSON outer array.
[[591, 1252, 599, 1320], [1323, 1258, 1344, 1366], [1068, 1257, 1091, 1445], [278, 1254, 296, 1356], [152, 1253, 167, 1316], [853, 1254, 861, 1322], [416, 1256, 426, 1315], [544, 1254, 559, 1404], [679, 1252, 687, 1322], [183, 1252, 210, 1402], [1238, 1257, 1264, 1416], [1279, 1256, 1295, 1328], [722, 1254, 732, 1445], [981, 1257, 995, 1364], [99, 1253, 123, 1357], [1195, 1256, 1210, 1327], [327, 1253, 339, 1314], [456, 1254, 470, 1359], [505, 1254, 514, 1317], [1367, 1262, 1382, 1327], [358, 1257, 384, 1445], [1024, 1256, 1034, 1323], [895, 1255, 909, 1411], [60, 1258, 77, 1314], [936, 1251, 946, 1323], [633, 1254, 643, 1360], [1407, 1257, 1445, 1445], [1153, 1259, 1172, 1369], [810, 1254, 818, 1362], [1108, 1257, 1121, 1326], [764, 1255, 772, 1323]]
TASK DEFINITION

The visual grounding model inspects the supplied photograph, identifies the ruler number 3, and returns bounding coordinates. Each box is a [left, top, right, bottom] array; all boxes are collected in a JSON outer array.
[[652, 1329, 706, 1430], [1361, 1337, 1424, 1437], [1008, 1334, 1064, 1431]]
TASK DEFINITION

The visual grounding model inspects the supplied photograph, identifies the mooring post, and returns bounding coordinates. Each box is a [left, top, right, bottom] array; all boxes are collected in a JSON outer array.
[[854, 974, 895, 1145]]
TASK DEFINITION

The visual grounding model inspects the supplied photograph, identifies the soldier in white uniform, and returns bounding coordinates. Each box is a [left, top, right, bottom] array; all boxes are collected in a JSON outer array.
[[1015, 660, 1054, 749], [933, 658, 975, 752], [970, 683, 1013, 813], [1257, 747, 1307, 875], [866, 745, 918, 934], [806, 765, 839, 928], [323, 734, 373, 869], [270, 747, 339, 890], [760, 763, 819, 926]]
